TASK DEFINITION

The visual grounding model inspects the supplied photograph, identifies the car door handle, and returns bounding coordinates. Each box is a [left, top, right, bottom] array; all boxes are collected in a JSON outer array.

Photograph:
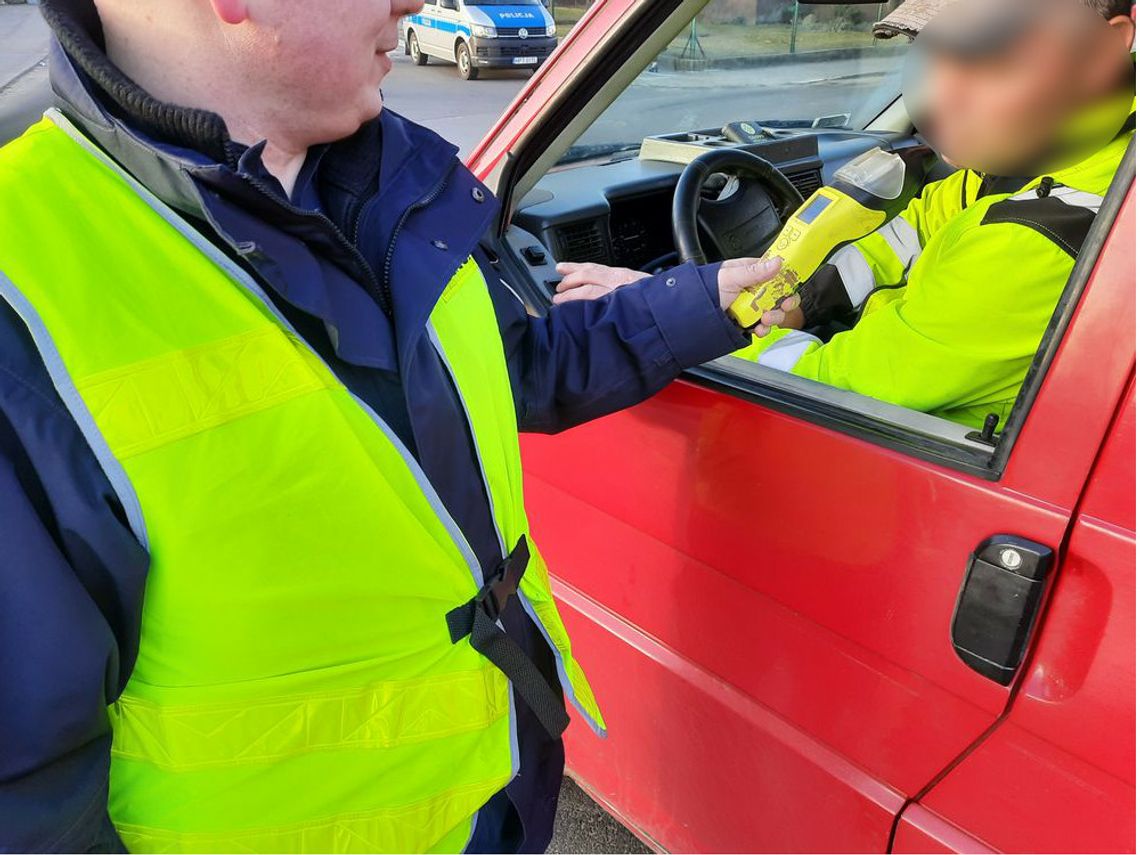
[[951, 536, 1055, 686]]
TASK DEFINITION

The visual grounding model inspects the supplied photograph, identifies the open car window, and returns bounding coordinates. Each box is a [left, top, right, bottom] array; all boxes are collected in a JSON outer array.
[[557, 3, 908, 167]]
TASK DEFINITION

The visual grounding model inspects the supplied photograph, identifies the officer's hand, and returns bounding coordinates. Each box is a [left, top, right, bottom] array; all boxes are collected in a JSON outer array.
[[552, 263, 651, 303], [553, 258, 794, 337], [716, 257, 794, 337]]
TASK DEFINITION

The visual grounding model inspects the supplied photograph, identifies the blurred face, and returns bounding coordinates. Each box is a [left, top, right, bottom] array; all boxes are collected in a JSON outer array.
[[905, 0, 1135, 175], [220, 0, 426, 145]]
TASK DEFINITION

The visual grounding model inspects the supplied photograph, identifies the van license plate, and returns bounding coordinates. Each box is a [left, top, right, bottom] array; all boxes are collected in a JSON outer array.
[[512, 57, 538, 65]]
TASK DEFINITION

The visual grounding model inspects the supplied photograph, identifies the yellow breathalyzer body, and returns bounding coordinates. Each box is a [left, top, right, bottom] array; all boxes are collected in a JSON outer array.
[[729, 146, 933, 329]]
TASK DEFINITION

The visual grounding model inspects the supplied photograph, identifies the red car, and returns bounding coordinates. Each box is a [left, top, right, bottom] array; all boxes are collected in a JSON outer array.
[[466, 2, 1136, 852]]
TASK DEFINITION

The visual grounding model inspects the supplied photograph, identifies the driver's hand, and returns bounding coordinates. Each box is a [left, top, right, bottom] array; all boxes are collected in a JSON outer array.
[[552, 263, 651, 303], [775, 302, 806, 331]]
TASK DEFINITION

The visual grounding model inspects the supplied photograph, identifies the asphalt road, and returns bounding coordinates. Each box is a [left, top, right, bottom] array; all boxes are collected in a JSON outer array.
[[0, 4, 50, 145], [381, 48, 898, 156], [550, 779, 650, 854], [0, 2, 47, 83], [383, 49, 531, 156], [573, 55, 898, 149]]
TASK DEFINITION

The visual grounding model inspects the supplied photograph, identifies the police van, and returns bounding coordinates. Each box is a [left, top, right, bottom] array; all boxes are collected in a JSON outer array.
[[403, 0, 557, 81]]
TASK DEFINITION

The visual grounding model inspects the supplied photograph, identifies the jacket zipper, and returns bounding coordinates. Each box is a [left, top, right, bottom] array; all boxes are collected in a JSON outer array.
[[381, 160, 460, 314], [239, 172, 393, 317]]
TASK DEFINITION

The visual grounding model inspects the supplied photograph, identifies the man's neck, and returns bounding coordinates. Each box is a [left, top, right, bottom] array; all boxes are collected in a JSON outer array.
[[97, 1, 308, 195], [223, 120, 309, 198]]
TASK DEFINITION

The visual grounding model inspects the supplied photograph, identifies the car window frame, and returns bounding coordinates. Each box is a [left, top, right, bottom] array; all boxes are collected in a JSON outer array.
[[987, 138, 1136, 475]]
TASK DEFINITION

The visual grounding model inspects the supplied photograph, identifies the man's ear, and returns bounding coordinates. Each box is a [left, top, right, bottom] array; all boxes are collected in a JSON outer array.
[[1104, 14, 1136, 54], [209, 0, 249, 26]]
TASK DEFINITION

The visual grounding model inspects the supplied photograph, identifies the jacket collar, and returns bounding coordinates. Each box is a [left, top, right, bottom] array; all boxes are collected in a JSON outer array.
[[40, 0, 236, 167], [38, 0, 497, 375], [39, 0, 464, 220]]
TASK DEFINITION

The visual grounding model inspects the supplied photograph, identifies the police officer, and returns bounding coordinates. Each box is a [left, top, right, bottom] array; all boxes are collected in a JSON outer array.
[[0, 0, 784, 852]]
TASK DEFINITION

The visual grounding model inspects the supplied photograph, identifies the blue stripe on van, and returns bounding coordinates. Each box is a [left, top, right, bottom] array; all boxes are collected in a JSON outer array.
[[405, 14, 470, 37]]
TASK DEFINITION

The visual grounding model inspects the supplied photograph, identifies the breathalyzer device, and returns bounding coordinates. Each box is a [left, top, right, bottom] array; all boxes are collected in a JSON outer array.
[[729, 146, 934, 329]]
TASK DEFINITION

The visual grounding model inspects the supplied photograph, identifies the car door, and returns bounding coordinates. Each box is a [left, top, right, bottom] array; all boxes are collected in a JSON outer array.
[[410, 0, 442, 57], [467, 1, 1137, 851], [894, 381, 1136, 854], [431, 0, 464, 62], [513, 205, 1132, 853]]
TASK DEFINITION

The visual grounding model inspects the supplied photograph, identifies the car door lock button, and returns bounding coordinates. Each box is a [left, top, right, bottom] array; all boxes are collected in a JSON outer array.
[[522, 245, 548, 266], [999, 548, 1023, 571]]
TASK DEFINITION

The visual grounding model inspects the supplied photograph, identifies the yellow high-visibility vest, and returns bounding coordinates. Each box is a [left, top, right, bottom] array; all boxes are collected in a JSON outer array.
[[0, 111, 603, 854]]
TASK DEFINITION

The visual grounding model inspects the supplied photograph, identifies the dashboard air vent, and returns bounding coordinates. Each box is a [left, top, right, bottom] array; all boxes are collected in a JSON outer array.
[[557, 220, 607, 264], [786, 169, 823, 199]]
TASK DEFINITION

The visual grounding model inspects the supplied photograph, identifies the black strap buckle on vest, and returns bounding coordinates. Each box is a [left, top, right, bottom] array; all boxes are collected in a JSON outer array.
[[445, 536, 571, 739]]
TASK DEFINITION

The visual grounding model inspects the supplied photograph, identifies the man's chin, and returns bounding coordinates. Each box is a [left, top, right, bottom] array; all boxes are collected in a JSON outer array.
[[316, 97, 385, 145], [368, 93, 385, 121], [932, 139, 984, 173], [375, 50, 393, 88], [361, 85, 386, 122]]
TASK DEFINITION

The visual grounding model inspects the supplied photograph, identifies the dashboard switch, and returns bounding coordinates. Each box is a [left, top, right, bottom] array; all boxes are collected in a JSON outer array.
[[522, 245, 548, 266]]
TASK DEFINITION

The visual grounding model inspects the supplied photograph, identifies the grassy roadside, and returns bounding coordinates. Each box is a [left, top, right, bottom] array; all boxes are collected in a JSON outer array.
[[665, 22, 886, 58], [553, 6, 587, 38]]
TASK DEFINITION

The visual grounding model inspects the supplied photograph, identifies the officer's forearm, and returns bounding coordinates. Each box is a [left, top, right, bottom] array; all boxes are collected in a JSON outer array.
[[507, 262, 748, 434]]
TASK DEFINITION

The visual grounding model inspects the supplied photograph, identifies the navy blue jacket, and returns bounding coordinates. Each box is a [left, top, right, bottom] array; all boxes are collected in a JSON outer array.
[[0, 3, 748, 852]]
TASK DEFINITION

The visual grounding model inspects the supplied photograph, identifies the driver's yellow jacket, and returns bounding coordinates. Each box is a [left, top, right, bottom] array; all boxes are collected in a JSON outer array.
[[737, 120, 1133, 431]]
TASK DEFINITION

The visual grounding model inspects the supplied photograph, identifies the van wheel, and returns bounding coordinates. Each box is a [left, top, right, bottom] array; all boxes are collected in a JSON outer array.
[[456, 43, 479, 80], [409, 31, 428, 66]]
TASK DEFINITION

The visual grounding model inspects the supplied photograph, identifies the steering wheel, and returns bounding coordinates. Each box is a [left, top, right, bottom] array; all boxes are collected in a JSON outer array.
[[672, 149, 806, 265]]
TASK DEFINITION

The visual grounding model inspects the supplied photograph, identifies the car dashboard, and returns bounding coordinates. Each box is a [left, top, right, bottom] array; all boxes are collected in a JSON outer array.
[[500, 124, 933, 302]]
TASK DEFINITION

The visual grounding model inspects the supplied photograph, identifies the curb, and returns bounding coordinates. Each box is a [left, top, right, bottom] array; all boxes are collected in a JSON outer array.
[[657, 43, 906, 73], [0, 55, 45, 95]]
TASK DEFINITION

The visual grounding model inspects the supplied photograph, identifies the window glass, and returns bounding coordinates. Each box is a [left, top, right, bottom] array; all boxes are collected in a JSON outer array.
[[559, 1, 908, 165]]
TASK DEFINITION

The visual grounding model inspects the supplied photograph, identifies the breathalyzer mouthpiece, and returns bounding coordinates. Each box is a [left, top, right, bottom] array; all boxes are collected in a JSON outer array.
[[832, 147, 908, 201]]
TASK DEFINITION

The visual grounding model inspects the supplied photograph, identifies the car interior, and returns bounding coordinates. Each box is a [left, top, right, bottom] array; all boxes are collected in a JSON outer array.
[[479, 0, 1136, 478]]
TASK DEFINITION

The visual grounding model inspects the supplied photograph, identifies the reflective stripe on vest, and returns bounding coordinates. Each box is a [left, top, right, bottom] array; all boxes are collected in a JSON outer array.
[[876, 216, 922, 272], [0, 111, 602, 853], [803, 214, 922, 316], [755, 329, 821, 372], [1007, 184, 1104, 213], [829, 244, 876, 308], [981, 182, 1104, 260]]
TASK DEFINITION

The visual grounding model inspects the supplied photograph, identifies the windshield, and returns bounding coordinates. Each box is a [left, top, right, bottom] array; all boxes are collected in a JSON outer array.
[[559, 1, 910, 165]]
